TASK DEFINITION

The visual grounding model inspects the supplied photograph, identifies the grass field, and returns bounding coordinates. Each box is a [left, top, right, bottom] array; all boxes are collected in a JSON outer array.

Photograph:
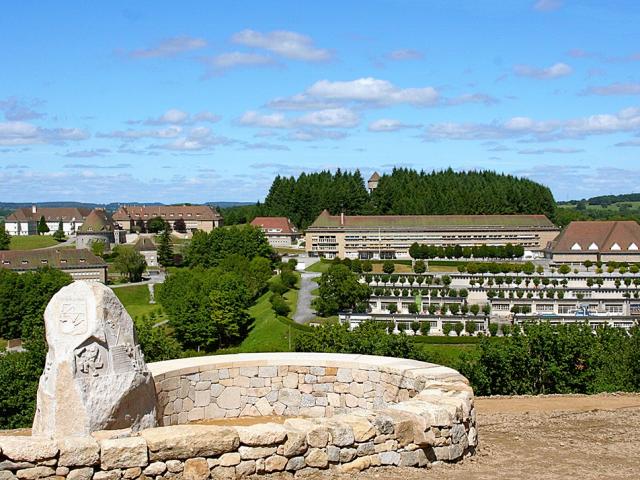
[[239, 280, 302, 353], [113, 284, 165, 321], [305, 260, 331, 273], [9, 235, 59, 250]]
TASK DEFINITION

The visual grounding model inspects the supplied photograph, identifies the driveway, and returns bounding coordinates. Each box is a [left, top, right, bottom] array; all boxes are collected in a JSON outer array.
[[294, 272, 321, 324]]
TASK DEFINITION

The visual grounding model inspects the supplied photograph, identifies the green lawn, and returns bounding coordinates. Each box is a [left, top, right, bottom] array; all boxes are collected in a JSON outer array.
[[113, 285, 165, 321], [9, 235, 59, 250], [305, 260, 331, 273], [239, 274, 303, 353]]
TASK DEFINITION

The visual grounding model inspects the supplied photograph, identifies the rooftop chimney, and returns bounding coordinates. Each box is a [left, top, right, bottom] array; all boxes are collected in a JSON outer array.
[[32, 204, 37, 214]]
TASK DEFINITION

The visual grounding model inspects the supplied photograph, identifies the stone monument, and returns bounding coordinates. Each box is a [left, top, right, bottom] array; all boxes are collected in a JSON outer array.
[[32, 281, 157, 437]]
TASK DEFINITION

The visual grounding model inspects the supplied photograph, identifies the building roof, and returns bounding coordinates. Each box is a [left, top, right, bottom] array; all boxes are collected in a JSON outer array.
[[134, 236, 157, 252], [308, 210, 557, 230], [549, 220, 640, 254], [0, 249, 107, 271], [250, 217, 298, 235], [6, 207, 92, 223], [77, 209, 115, 233], [113, 205, 221, 222], [368, 172, 381, 182]]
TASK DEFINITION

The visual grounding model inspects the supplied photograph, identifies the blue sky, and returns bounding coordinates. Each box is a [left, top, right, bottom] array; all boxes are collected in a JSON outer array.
[[1, 0, 639, 203]]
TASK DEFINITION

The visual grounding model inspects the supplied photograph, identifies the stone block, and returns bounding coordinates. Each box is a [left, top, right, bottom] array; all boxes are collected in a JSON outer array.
[[264, 455, 287, 472], [141, 425, 239, 461], [165, 460, 183, 473], [338, 455, 371, 473], [216, 387, 241, 410], [304, 448, 328, 468], [235, 460, 256, 478], [15, 466, 55, 480], [258, 366, 277, 378], [0, 437, 58, 463], [66, 467, 93, 480], [183, 458, 209, 480], [238, 446, 276, 460], [236, 423, 287, 446], [58, 437, 99, 467], [100, 437, 148, 469]]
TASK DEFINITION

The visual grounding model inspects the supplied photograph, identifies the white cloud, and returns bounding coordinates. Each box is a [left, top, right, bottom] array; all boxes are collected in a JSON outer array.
[[583, 83, 640, 96], [297, 108, 358, 128], [0, 121, 88, 146], [239, 111, 289, 128], [533, 0, 563, 12], [386, 49, 424, 61], [445, 93, 499, 106], [306, 77, 439, 106], [144, 109, 221, 125], [423, 106, 640, 141], [150, 126, 233, 151], [63, 148, 111, 158], [231, 29, 331, 61], [0, 97, 45, 121], [128, 36, 207, 59], [97, 126, 182, 140], [517, 147, 584, 155], [285, 129, 348, 142], [513, 62, 572, 79], [368, 119, 417, 132], [202, 52, 276, 72]]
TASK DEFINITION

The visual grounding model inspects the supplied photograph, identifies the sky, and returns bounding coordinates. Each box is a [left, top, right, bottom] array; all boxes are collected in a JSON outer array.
[[1, 0, 639, 203]]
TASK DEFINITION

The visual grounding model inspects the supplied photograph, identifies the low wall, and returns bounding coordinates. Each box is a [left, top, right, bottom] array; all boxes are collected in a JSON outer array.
[[0, 353, 477, 479]]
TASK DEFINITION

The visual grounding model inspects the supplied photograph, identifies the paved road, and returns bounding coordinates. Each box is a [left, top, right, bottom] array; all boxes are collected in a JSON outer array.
[[294, 272, 321, 324]]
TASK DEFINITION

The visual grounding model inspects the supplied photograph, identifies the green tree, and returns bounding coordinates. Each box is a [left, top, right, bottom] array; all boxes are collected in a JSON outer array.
[[52, 220, 65, 241], [314, 264, 371, 316], [0, 222, 10, 250], [147, 216, 166, 233], [442, 323, 453, 336], [270, 293, 291, 317], [173, 218, 187, 233], [90, 239, 106, 258], [114, 246, 147, 282], [465, 320, 476, 335], [133, 314, 182, 362], [488, 322, 499, 336], [382, 260, 395, 274], [362, 260, 373, 272], [453, 321, 464, 336], [469, 304, 480, 316], [558, 264, 571, 275], [413, 260, 426, 274], [157, 228, 174, 267], [420, 321, 431, 335], [37, 215, 49, 235]]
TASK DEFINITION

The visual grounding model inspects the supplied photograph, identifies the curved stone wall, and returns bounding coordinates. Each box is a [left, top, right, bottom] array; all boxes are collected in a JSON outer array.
[[0, 353, 477, 479]]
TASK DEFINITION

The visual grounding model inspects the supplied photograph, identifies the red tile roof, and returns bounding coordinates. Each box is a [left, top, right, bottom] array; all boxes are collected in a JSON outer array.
[[113, 205, 221, 222], [550, 220, 640, 253], [250, 217, 297, 234], [0, 249, 106, 270], [7, 207, 92, 222]]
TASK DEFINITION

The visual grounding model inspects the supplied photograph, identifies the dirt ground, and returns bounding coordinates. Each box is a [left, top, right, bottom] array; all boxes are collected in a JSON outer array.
[[281, 393, 640, 480]]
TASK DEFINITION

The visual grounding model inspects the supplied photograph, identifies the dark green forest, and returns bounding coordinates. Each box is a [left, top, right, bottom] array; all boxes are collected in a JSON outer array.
[[224, 168, 558, 229]]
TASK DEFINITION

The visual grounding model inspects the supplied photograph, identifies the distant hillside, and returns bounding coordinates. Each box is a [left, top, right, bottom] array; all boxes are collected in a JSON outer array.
[[0, 201, 253, 215]]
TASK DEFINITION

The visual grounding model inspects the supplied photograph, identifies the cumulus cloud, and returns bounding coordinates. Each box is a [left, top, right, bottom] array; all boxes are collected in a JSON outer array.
[[0, 97, 45, 121], [533, 0, 563, 11], [150, 126, 233, 151], [517, 147, 584, 155], [386, 49, 424, 61], [201, 52, 277, 73], [445, 93, 499, 106], [368, 119, 418, 132], [97, 126, 182, 140], [513, 62, 572, 79], [231, 29, 332, 61], [63, 149, 111, 158], [144, 109, 221, 125], [285, 129, 349, 142], [306, 78, 439, 106], [128, 36, 207, 58], [0, 121, 88, 146], [583, 83, 640, 96], [239, 108, 358, 130], [64, 163, 131, 169], [241, 142, 290, 151], [423, 106, 640, 141]]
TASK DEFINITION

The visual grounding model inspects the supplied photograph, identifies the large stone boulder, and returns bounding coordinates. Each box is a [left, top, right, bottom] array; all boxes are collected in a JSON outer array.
[[32, 281, 157, 438]]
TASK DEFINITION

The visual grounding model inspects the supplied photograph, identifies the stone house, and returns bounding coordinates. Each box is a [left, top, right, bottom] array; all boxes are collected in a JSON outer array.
[[5, 205, 91, 236], [113, 205, 223, 233], [250, 216, 301, 247], [0, 249, 108, 282]]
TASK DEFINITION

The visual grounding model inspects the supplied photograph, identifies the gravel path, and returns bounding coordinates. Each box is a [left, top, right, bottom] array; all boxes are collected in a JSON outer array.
[[294, 272, 321, 324]]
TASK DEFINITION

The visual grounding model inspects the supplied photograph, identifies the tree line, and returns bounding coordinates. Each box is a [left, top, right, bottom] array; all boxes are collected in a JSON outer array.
[[409, 243, 525, 260], [223, 167, 557, 229]]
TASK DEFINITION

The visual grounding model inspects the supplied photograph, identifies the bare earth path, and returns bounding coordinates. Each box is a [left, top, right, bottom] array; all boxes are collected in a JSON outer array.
[[264, 393, 640, 480]]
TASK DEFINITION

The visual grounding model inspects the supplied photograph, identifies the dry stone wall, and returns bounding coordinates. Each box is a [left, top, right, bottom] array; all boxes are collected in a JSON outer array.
[[0, 353, 477, 479]]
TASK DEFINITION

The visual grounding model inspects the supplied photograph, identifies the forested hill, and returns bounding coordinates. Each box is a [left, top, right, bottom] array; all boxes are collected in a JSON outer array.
[[260, 168, 556, 229]]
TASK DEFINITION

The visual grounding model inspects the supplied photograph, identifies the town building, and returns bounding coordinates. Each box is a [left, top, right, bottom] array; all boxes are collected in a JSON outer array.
[[306, 210, 559, 259], [5, 205, 92, 236], [75, 209, 125, 252], [134, 236, 158, 268], [367, 172, 380, 193], [250, 217, 301, 248], [0, 249, 108, 283], [112, 205, 223, 233], [546, 220, 640, 264]]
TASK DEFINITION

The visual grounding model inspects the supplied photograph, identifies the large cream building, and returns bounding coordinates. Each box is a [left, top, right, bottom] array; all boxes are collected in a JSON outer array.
[[112, 205, 223, 233], [305, 210, 559, 259]]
